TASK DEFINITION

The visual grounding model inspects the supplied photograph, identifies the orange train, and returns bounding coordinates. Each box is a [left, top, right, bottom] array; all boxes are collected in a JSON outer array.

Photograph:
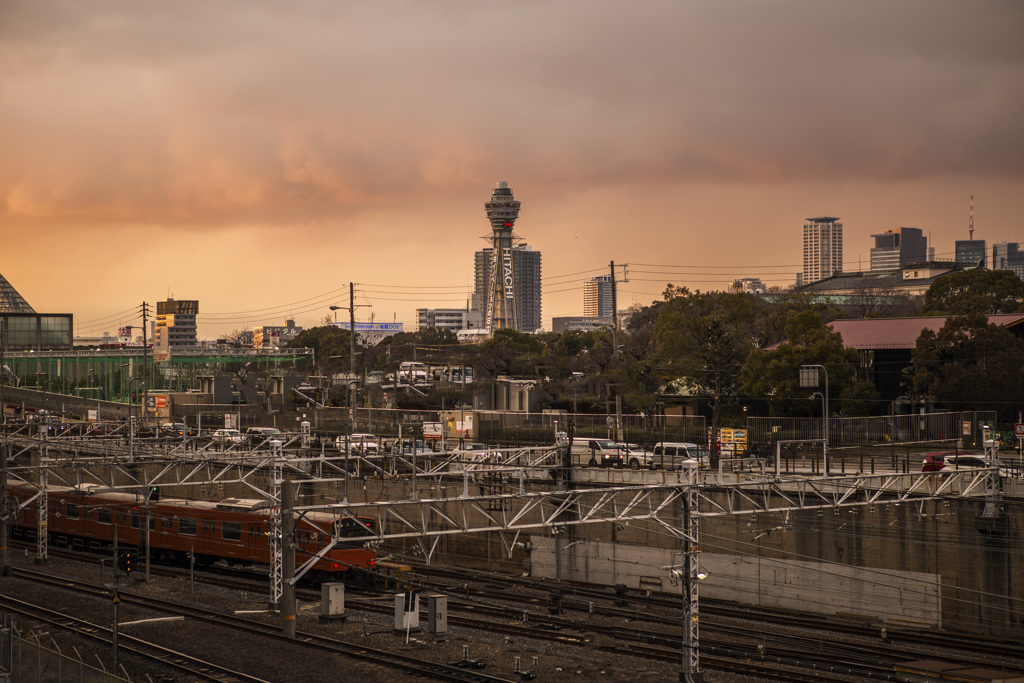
[[6, 483, 377, 581]]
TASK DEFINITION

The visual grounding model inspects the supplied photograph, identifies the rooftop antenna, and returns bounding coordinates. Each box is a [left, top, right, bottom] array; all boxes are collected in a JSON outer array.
[[969, 194, 974, 240]]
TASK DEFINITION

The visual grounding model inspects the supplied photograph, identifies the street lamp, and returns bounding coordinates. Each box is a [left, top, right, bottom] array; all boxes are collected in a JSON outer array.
[[800, 365, 829, 475]]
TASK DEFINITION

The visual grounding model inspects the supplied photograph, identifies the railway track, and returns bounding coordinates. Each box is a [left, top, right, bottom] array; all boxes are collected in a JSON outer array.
[[398, 560, 1024, 677], [0, 592, 271, 683], [16, 544, 1024, 682], [6, 567, 517, 683]]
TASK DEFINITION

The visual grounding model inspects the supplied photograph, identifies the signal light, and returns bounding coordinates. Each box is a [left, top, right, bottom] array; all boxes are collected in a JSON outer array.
[[117, 549, 134, 575]]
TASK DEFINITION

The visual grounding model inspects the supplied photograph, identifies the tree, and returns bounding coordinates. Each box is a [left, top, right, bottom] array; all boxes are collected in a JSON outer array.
[[923, 269, 1024, 315], [223, 329, 254, 348], [286, 325, 354, 370], [476, 328, 546, 379], [907, 312, 1024, 420], [653, 287, 759, 463], [739, 310, 860, 417]]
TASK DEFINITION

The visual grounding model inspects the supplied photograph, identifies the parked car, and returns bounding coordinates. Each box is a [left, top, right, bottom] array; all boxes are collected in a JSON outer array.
[[212, 428, 245, 445], [652, 442, 709, 469], [245, 427, 284, 447], [160, 422, 195, 437], [335, 433, 380, 454], [570, 439, 624, 468], [619, 443, 655, 470], [390, 438, 433, 456], [922, 452, 1010, 476], [921, 453, 949, 472]]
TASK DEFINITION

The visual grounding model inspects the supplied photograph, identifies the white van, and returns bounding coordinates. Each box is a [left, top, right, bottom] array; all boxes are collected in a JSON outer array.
[[652, 442, 710, 469], [570, 439, 624, 468]]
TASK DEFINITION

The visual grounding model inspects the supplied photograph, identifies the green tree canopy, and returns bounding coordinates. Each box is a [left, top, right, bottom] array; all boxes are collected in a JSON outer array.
[[739, 310, 861, 417], [907, 312, 1024, 419], [285, 325, 353, 371], [923, 269, 1024, 315], [653, 287, 759, 460]]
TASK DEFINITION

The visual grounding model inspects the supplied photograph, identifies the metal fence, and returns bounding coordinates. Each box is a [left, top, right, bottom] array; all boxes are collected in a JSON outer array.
[[747, 410, 998, 450], [0, 613, 129, 682]]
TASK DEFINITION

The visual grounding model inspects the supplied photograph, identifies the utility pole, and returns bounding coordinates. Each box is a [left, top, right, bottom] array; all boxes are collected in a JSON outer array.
[[610, 262, 624, 441], [141, 302, 150, 427], [1, 318, 6, 430], [330, 284, 370, 415], [281, 480, 296, 638], [610, 261, 618, 353], [1, 320, 8, 575], [682, 486, 702, 683], [349, 283, 356, 376]]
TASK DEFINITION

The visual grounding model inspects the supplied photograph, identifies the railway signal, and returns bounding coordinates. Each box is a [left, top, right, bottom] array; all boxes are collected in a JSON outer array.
[[117, 549, 134, 576]]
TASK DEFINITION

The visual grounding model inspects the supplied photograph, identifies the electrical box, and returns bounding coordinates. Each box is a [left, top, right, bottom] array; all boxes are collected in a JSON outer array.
[[321, 583, 345, 620], [394, 592, 420, 631], [426, 594, 448, 639]]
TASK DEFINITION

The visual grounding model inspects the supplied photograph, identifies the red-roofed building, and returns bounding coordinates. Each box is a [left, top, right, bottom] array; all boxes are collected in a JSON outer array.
[[827, 315, 1024, 402]]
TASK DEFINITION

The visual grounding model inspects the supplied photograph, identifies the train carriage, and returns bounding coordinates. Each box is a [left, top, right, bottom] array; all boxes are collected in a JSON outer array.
[[6, 483, 376, 581]]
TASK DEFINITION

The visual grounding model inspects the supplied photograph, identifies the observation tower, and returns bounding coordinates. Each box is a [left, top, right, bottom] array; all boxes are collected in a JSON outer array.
[[483, 181, 521, 332]]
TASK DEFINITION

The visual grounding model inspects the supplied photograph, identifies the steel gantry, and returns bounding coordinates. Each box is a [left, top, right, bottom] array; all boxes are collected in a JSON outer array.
[[1, 434, 1006, 681]]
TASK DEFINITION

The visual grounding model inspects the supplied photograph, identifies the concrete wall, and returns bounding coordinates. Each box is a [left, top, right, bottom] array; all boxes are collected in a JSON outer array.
[[530, 537, 941, 626]]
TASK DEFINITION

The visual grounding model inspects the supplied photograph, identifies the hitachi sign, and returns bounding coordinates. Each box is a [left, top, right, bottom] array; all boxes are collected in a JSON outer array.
[[503, 247, 514, 298]]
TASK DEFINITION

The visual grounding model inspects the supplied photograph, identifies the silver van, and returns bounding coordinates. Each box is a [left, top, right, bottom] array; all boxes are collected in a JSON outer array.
[[652, 442, 709, 469]]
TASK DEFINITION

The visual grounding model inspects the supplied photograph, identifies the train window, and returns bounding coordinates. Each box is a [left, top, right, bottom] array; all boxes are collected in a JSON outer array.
[[222, 521, 242, 541], [66, 503, 80, 520], [204, 521, 215, 534], [335, 518, 374, 538], [179, 518, 198, 536], [248, 524, 261, 539], [161, 518, 172, 529], [97, 509, 112, 525], [118, 512, 127, 523], [130, 512, 156, 531]]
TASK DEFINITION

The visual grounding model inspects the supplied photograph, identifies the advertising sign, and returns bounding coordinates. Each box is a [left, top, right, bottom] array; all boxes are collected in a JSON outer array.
[[962, 421, 972, 436], [87, 409, 98, 423]]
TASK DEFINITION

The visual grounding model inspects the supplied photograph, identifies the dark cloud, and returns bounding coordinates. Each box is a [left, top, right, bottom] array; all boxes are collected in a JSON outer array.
[[3, 0, 1022, 224], [1, 1, 1021, 336]]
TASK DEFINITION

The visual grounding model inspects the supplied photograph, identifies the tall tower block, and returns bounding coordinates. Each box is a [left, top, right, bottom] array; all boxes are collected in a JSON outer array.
[[483, 181, 521, 332]]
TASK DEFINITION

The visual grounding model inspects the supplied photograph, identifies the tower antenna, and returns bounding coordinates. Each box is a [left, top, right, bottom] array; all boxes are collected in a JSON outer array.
[[969, 194, 974, 240]]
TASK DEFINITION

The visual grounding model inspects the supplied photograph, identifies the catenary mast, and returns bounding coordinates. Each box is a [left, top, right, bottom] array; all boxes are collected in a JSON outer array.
[[483, 181, 521, 333]]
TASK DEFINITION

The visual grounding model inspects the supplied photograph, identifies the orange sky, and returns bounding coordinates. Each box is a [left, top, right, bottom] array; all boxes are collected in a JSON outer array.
[[2, 1, 1022, 339]]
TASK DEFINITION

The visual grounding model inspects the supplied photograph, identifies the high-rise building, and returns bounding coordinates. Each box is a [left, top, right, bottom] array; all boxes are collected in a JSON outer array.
[[870, 227, 927, 271], [473, 244, 542, 334], [582, 275, 614, 318], [731, 278, 766, 294], [415, 307, 482, 333], [154, 298, 198, 348], [955, 240, 987, 267], [992, 242, 1022, 270], [802, 217, 843, 284]]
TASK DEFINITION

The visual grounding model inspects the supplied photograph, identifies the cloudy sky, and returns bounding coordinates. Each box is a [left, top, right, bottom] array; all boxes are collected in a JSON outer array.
[[2, 1, 1022, 339]]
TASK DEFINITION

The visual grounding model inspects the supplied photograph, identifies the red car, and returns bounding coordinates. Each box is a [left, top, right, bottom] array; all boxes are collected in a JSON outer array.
[[922, 453, 951, 472]]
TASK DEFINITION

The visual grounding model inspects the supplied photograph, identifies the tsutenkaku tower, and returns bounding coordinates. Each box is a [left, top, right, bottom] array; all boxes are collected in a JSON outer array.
[[483, 181, 521, 333]]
